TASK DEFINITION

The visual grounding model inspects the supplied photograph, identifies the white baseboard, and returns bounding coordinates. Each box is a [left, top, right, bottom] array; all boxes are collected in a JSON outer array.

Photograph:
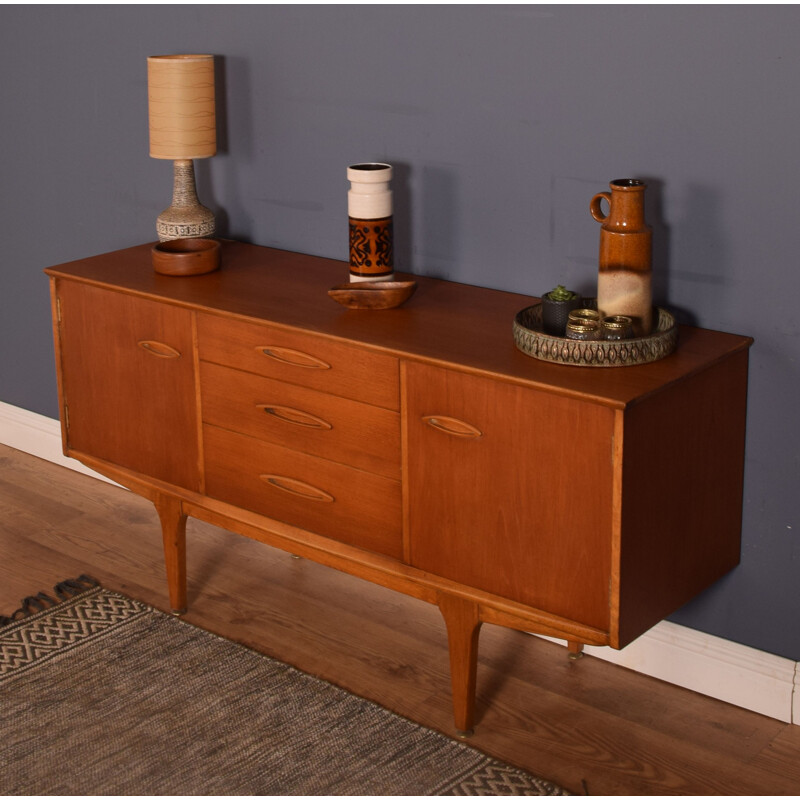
[[537, 624, 797, 724], [1, 399, 797, 724], [795, 675, 800, 724], [0, 400, 116, 484]]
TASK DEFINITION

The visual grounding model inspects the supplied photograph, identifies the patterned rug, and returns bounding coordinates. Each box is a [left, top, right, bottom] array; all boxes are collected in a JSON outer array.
[[0, 579, 569, 795]]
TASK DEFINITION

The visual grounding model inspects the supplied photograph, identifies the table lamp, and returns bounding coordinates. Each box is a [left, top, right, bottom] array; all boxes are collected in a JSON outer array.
[[147, 54, 216, 241]]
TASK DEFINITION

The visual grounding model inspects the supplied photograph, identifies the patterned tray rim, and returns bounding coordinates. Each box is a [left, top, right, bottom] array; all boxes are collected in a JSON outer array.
[[513, 304, 678, 367]]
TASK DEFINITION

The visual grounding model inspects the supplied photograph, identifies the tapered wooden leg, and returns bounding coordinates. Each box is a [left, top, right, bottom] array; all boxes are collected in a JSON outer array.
[[154, 494, 187, 615], [568, 640, 584, 660], [438, 593, 482, 737]]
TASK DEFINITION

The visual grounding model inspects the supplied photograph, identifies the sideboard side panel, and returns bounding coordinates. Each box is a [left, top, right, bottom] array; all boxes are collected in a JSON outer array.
[[616, 349, 750, 648]]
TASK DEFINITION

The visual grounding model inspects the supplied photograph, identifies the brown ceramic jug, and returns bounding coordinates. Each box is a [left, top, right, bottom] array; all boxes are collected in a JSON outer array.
[[590, 179, 653, 336]]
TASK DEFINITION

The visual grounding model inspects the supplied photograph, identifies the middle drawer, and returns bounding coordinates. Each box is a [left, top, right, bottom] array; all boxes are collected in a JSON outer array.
[[200, 361, 401, 480]]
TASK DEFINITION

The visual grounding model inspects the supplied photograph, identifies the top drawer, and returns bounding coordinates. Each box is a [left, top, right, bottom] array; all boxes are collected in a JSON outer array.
[[197, 313, 399, 410]]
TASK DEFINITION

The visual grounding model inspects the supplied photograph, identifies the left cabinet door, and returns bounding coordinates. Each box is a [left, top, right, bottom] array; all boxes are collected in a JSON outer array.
[[54, 280, 201, 492]]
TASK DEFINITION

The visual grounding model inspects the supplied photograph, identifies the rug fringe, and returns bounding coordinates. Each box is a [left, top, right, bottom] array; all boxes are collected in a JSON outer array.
[[0, 575, 100, 627]]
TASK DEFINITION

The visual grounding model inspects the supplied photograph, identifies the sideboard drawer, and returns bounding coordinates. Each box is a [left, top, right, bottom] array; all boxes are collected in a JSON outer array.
[[200, 361, 400, 479], [197, 313, 399, 410], [203, 425, 402, 559]]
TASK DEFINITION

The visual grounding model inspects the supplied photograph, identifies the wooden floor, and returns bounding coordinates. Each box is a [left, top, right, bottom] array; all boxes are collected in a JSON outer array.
[[2, 444, 798, 795]]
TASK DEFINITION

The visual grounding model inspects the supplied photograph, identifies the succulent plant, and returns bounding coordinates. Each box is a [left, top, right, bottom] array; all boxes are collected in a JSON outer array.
[[546, 285, 578, 302]]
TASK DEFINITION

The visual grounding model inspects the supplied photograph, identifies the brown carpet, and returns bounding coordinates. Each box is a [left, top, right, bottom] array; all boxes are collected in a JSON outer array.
[[0, 582, 569, 795]]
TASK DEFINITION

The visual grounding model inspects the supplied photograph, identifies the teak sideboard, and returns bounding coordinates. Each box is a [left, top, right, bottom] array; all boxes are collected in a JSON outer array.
[[46, 241, 752, 734]]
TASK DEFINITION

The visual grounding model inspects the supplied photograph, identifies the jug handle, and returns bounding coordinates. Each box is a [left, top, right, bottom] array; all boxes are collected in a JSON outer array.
[[590, 192, 612, 222]]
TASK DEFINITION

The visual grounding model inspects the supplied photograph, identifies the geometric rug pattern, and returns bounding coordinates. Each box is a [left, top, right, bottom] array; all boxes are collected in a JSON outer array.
[[0, 584, 569, 795]]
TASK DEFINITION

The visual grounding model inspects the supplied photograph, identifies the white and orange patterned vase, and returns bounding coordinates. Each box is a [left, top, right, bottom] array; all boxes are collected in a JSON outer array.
[[348, 163, 394, 283]]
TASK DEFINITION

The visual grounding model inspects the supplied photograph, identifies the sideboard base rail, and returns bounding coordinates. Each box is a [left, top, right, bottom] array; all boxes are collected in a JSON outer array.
[[69, 449, 610, 732]]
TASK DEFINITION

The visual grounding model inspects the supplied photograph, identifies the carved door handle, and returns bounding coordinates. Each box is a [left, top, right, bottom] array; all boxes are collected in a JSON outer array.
[[259, 474, 335, 503], [138, 340, 181, 359], [257, 346, 331, 370], [423, 415, 483, 439], [256, 404, 333, 430]]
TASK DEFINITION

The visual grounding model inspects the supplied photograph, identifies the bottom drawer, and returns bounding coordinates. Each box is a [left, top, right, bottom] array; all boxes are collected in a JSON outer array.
[[204, 425, 402, 560]]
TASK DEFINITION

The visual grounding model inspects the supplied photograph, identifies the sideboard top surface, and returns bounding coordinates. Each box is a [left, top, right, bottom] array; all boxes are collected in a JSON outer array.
[[45, 241, 752, 408]]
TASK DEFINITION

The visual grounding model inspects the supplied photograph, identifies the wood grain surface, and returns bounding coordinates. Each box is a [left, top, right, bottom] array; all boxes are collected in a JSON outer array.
[[45, 241, 752, 409], [405, 362, 614, 630], [55, 281, 201, 492]]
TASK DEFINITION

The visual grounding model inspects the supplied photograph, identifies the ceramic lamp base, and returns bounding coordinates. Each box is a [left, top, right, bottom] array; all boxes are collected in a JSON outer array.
[[157, 159, 215, 242]]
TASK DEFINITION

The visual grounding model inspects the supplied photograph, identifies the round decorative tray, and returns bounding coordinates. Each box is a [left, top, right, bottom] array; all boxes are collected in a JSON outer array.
[[513, 304, 678, 367]]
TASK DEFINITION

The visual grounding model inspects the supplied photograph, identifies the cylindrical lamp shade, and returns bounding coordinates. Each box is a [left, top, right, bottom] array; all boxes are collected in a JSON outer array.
[[148, 55, 216, 160]]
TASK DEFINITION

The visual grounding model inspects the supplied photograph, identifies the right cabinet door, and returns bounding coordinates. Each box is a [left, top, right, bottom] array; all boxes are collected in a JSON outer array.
[[405, 362, 615, 631]]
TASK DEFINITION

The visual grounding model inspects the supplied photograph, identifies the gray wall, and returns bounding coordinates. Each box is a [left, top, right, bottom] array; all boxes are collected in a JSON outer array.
[[2, 6, 798, 659]]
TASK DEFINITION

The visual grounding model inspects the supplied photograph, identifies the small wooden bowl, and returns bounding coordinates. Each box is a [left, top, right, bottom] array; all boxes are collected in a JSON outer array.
[[152, 238, 220, 276], [328, 280, 417, 310]]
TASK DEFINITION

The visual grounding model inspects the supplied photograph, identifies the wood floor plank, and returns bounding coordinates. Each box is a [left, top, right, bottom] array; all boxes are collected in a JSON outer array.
[[470, 619, 776, 757], [441, 674, 799, 795], [749, 724, 800, 784], [1, 444, 798, 796]]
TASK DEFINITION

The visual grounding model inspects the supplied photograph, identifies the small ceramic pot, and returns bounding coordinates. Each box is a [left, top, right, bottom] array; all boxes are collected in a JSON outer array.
[[541, 293, 581, 336]]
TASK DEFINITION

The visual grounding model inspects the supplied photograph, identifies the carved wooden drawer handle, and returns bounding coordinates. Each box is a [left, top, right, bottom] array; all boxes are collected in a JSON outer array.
[[256, 404, 333, 430], [259, 474, 335, 503], [257, 346, 331, 370], [138, 340, 182, 359], [423, 415, 483, 439]]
